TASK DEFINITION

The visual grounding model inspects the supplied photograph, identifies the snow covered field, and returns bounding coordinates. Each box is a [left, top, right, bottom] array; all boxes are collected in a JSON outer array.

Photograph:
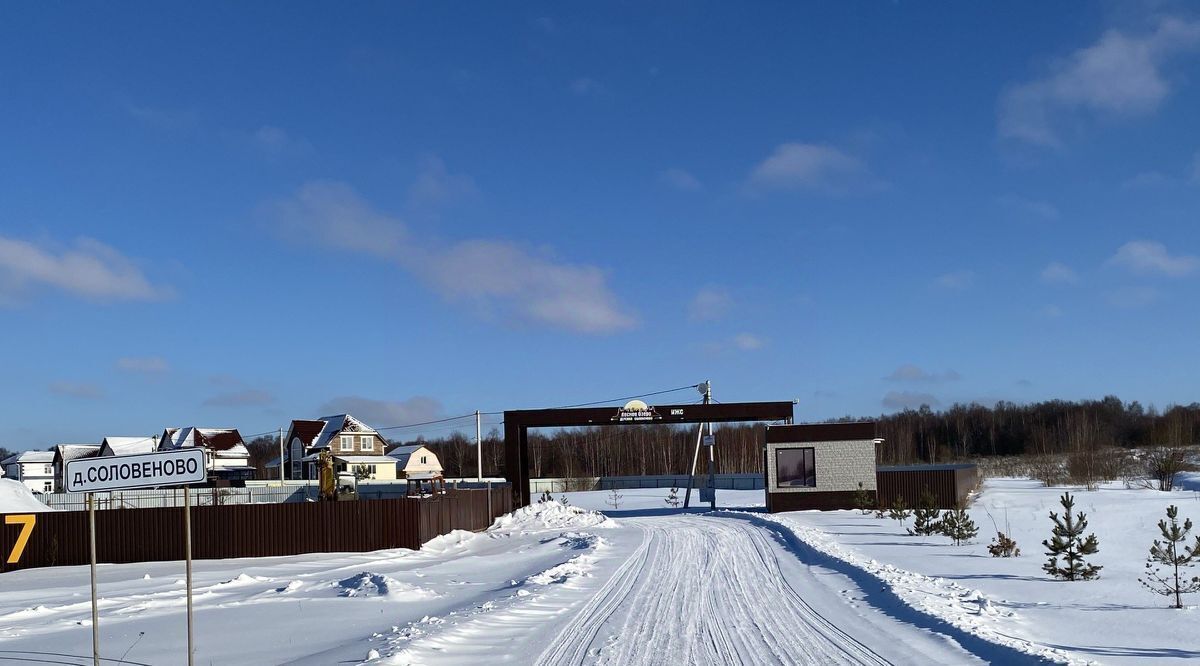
[[2, 479, 1198, 664]]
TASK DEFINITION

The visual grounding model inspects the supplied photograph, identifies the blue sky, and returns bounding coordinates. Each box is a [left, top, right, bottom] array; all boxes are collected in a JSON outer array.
[[2, 2, 1199, 450]]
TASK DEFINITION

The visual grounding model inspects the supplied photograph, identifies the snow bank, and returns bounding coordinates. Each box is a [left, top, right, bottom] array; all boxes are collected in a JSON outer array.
[[420, 529, 478, 554], [0, 478, 53, 513], [488, 500, 612, 535], [337, 572, 437, 599]]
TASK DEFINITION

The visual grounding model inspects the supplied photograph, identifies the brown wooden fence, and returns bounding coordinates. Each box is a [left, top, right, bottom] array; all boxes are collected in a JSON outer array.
[[875, 464, 979, 509], [0, 486, 510, 573]]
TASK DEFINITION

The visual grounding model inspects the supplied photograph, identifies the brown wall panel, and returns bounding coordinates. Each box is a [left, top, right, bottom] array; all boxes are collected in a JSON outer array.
[[766, 490, 868, 512], [0, 486, 512, 573]]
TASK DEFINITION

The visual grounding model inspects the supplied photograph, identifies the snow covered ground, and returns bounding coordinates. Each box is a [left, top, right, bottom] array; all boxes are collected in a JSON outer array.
[[0, 478, 55, 513], [764, 476, 1200, 665], [2, 479, 1198, 664]]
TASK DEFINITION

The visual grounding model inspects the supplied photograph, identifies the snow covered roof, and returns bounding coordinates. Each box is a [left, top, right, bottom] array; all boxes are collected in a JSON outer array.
[[287, 419, 326, 447], [100, 437, 157, 457], [54, 444, 101, 465], [331, 455, 399, 465], [1, 450, 54, 465], [309, 414, 381, 450], [160, 427, 246, 452], [405, 471, 442, 480], [387, 445, 439, 468]]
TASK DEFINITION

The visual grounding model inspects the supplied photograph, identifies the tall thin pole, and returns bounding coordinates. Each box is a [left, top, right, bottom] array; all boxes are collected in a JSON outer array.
[[88, 492, 99, 666], [682, 422, 704, 508], [184, 486, 194, 666], [475, 410, 483, 482], [278, 427, 285, 483], [707, 418, 716, 510]]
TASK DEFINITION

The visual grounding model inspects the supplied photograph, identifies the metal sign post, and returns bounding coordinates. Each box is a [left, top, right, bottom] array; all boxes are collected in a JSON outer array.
[[184, 486, 194, 666], [66, 448, 207, 665], [88, 492, 99, 666]]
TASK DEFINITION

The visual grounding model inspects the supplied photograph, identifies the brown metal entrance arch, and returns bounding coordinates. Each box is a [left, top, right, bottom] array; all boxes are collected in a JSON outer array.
[[503, 401, 794, 508]]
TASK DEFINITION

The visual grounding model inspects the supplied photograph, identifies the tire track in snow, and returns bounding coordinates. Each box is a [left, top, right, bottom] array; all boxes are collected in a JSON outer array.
[[536, 515, 894, 666]]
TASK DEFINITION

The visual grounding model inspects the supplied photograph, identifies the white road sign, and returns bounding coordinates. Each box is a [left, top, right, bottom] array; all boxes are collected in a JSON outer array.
[[66, 448, 207, 493]]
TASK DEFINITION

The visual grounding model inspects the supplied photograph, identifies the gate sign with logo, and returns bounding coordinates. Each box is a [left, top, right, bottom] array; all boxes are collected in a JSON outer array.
[[611, 399, 662, 423], [66, 448, 207, 493]]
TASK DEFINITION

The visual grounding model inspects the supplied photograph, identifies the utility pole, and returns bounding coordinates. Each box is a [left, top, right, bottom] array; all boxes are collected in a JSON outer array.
[[683, 380, 711, 509], [475, 410, 483, 483], [278, 427, 285, 483]]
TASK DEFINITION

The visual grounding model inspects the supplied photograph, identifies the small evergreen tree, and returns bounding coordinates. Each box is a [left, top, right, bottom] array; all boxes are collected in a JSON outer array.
[[1042, 492, 1102, 581], [558, 495, 570, 506], [1139, 505, 1200, 608], [852, 482, 874, 515], [987, 532, 1021, 557], [665, 486, 681, 508], [939, 506, 979, 545], [538, 490, 553, 503], [908, 486, 942, 536], [887, 495, 910, 527]]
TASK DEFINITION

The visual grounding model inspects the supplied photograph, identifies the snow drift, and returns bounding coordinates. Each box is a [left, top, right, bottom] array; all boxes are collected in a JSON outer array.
[[488, 500, 612, 535], [0, 479, 53, 513]]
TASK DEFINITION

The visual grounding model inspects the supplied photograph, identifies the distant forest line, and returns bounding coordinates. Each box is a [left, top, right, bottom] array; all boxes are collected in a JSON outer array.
[[243, 396, 1199, 480]]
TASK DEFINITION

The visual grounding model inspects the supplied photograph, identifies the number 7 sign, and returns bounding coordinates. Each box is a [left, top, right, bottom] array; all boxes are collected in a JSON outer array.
[[5, 514, 36, 564]]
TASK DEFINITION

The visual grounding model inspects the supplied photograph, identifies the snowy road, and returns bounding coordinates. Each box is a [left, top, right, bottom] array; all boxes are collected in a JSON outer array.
[[0, 495, 1064, 665], [532, 513, 990, 666]]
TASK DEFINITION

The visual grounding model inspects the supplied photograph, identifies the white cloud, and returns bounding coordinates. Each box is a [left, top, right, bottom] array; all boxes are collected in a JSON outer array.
[[116, 356, 170, 375], [689, 286, 732, 321], [935, 271, 975, 290], [882, 391, 940, 410], [746, 143, 868, 193], [0, 235, 172, 304], [660, 168, 702, 191], [1040, 262, 1080, 284], [408, 155, 478, 206], [733, 333, 765, 351], [319, 395, 444, 428], [884, 365, 961, 383], [1108, 286, 1161, 308], [203, 389, 275, 407], [999, 18, 1200, 146], [1122, 170, 1174, 189], [49, 381, 104, 399], [1108, 240, 1199, 277], [272, 180, 636, 334]]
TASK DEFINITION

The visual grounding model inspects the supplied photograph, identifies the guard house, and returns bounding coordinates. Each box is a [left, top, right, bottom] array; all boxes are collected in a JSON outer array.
[[764, 421, 878, 512]]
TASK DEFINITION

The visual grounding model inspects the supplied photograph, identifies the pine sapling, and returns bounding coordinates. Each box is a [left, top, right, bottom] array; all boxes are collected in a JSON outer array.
[[1139, 505, 1200, 609], [908, 486, 942, 536], [665, 486, 681, 508], [1042, 491, 1102, 581], [939, 506, 979, 545], [888, 495, 910, 528], [605, 487, 623, 510], [853, 482, 874, 515], [988, 532, 1021, 557], [538, 490, 553, 503]]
